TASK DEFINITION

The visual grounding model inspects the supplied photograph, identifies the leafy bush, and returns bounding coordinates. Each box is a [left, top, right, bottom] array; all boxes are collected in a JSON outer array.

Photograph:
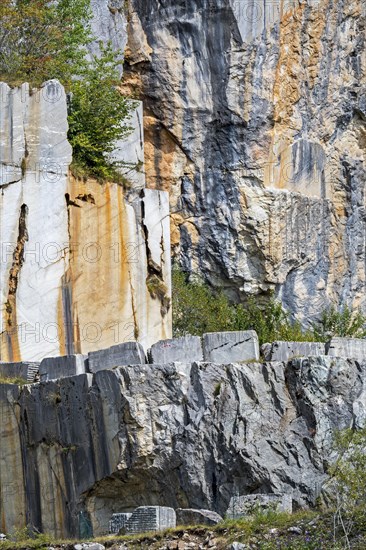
[[0, 0, 92, 87], [172, 269, 366, 345], [313, 305, 366, 341], [172, 269, 238, 337], [172, 269, 315, 345], [68, 44, 134, 182], [329, 427, 366, 548]]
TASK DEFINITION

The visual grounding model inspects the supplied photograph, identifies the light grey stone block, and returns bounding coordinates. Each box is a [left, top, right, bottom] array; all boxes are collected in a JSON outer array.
[[125, 506, 176, 534], [226, 494, 292, 519], [149, 336, 203, 364], [88, 342, 147, 373], [176, 508, 223, 526], [109, 513, 132, 534], [0, 362, 39, 383], [39, 355, 87, 381], [261, 341, 326, 362], [203, 331, 259, 363], [326, 337, 366, 361]]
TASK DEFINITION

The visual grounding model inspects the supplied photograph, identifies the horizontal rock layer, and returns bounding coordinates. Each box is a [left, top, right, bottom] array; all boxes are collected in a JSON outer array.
[[0, 355, 365, 537]]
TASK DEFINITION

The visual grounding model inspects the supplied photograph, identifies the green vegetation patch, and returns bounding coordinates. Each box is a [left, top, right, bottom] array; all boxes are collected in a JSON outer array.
[[172, 268, 366, 345], [0, 0, 135, 184]]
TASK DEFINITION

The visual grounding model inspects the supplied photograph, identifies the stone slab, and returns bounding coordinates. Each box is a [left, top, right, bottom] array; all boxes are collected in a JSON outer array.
[[125, 506, 176, 534], [261, 341, 326, 362], [39, 355, 87, 381], [176, 508, 223, 526], [0, 362, 39, 382], [109, 513, 132, 535], [88, 342, 147, 373], [326, 337, 366, 361], [202, 331, 260, 363], [226, 494, 292, 519], [148, 336, 203, 364]]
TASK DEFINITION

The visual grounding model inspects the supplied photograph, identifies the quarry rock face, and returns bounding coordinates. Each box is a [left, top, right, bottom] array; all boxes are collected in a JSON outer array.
[[124, 0, 366, 323], [0, 354, 365, 537], [0, 81, 172, 362]]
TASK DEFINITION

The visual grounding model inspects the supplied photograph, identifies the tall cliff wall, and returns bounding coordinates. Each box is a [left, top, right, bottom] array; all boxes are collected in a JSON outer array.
[[123, 0, 366, 323], [0, 355, 365, 537], [0, 81, 172, 361]]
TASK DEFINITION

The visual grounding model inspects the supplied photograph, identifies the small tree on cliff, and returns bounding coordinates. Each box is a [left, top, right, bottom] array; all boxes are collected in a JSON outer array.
[[0, 0, 134, 182], [0, 0, 92, 87], [68, 44, 134, 182]]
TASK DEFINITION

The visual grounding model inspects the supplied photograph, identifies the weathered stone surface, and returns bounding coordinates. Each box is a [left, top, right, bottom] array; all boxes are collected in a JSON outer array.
[[89, 0, 127, 72], [1, 355, 365, 537], [149, 336, 203, 364], [0, 80, 172, 362], [126, 0, 366, 325], [74, 544, 105, 550], [88, 342, 147, 373], [226, 494, 293, 520], [202, 331, 259, 362], [230, 543, 246, 550], [326, 337, 366, 361], [125, 506, 176, 534], [0, 362, 39, 382], [176, 508, 223, 527], [39, 355, 87, 381], [111, 101, 145, 189], [109, 513, 132, 534], [262, 341, 326, 362]]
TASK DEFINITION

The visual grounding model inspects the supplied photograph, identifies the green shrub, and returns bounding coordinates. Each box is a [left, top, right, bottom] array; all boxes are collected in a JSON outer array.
[[329, 427, 366, 547], [172, 269, 315, 345], [312, 305, 366, 341], [0, 376, 27, 386], [0, 1, 134, 183], [68, 44, 134, 182], [0, 0, 92, 88], [172, 269, 366, 346], [330, 427, 366, 508], [172, 269, 237, 337]]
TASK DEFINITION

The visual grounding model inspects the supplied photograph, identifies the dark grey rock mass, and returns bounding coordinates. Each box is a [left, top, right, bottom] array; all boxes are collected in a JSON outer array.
[[1, 354, 365, 537]]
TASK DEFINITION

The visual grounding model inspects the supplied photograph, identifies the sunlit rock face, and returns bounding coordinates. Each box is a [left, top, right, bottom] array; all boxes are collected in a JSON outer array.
[[0, 81, 172, 361], [124, 0, 366, 323]]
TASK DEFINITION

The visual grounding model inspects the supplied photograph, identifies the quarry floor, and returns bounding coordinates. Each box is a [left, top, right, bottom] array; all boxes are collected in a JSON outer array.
[[2, 510, 366, 549]]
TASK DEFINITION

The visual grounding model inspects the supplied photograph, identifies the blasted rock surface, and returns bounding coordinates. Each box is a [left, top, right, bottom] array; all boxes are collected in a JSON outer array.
[[0, 356, 365, 537]]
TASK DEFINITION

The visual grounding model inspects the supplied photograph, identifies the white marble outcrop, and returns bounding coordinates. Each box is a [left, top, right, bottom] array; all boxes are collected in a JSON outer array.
[[0, 81, 172, 361]]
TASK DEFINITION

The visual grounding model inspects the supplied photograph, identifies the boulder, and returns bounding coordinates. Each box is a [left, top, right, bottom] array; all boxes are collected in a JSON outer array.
[[203, 331, 259, 363], [88, 342, 147, 373], [109, 513, 132, 534], [74, 544, 105, 550], [0, 362, 39, 383], [261, 341, 325, 362], [124, 506, 176, 534], [39, 355, 87, 381], [326, 337, 366, 361], [176, 508, 223, 526], [149, 336, 203, 364], [226, 494, 292, 519]]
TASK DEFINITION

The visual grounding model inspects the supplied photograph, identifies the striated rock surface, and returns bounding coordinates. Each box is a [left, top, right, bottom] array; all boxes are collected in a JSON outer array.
[[0, 81, 172, 361], [124, 0, 366, 322], [0, 355, 365, 537]]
